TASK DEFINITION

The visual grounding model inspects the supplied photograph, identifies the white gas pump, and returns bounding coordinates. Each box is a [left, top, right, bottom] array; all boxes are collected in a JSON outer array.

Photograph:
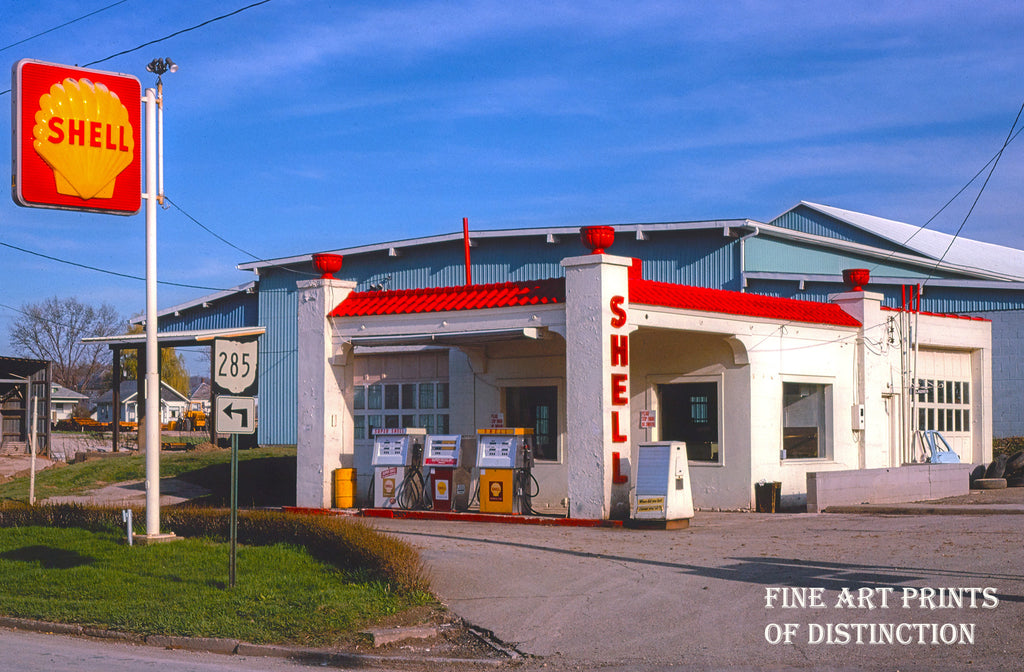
[[476, 428, 532, 514], [632, 442, 694, 529], [424, 434, 462, 512], [370, 428, 425, 509]]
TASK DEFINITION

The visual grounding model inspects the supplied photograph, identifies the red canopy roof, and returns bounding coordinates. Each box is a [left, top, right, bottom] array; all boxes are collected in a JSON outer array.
[[629, 279, 862, 327], [331, 278, 565, 317]]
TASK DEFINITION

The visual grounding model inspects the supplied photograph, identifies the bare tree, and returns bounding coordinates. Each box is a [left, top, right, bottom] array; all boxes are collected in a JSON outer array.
[[8, 296, 123, 392]]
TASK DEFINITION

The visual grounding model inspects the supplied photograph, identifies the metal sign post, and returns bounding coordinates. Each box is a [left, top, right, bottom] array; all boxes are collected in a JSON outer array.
[[229, 432, 238, 587]]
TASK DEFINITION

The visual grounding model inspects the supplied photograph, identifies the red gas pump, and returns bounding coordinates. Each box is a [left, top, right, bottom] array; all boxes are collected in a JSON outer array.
[[423, 434, 462, 511]]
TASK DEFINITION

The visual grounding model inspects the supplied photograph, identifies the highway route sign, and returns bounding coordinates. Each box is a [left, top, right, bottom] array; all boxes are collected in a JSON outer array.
[[216, 396, 256, 435], [213, 338, 258, 396]]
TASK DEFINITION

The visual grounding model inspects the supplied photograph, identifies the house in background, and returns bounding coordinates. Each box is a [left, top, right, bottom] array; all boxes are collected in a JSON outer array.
[[50, 384, 87, 423], [93, 380, 189, 426]]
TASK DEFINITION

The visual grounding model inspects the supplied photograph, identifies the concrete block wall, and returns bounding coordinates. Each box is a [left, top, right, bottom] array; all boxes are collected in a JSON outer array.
[[806, 464, 972, 512], [983, 310, 1024, 438]]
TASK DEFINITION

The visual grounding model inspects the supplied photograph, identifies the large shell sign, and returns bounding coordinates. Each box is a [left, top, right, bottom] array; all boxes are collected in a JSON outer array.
[[12, 60, 142, 215]]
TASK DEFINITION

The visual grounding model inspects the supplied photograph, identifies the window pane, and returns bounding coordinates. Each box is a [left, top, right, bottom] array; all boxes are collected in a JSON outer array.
[[353, 386, 366, 410], [954, 409, 962, 432], [437, 414, 450, 434], [782, 382, 828, 459], [660, 382, 719, 461], [384, 414, 399, 429], [419, 383, 435, 409], [419, 414, 435, 434], [436, 382, 449, 409], [384, 384, 400, 409], [937, 381, 945, 404], [937, 410, 944, 431], [918, 408, 927, 431], [963, 410, 969, 427], [367, 384, 382, 410], [927, 409, 934, 430], [954, 382, 962, 405], [402, 414, 417, 428], [354, 415, 366, 441], [917, 379, 927, 402], [366, 414, 383, 435], [947, 409, 954, 431], [963, 383, 969, 404], [927, 380, 934, 403], [401, 384, 418, 410]]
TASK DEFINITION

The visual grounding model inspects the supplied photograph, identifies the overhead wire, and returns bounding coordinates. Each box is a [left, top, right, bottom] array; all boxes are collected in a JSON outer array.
[[0, 240, 229, 291], [0, 0, 274, 96], [0, 1, 130, 54]]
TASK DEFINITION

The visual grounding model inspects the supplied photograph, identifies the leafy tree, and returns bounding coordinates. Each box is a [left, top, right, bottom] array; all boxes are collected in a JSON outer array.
[[118, 324, 192, 396], [8, 296, 122, 392]]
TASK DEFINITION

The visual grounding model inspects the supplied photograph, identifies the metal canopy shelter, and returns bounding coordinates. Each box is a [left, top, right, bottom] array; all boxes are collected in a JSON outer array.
[[83, 327, 266, 451], [0, 356, 51, 456]]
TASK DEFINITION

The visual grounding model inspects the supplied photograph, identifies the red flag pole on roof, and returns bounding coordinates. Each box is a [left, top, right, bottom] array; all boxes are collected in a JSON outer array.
[[463, 217, 472, 286]]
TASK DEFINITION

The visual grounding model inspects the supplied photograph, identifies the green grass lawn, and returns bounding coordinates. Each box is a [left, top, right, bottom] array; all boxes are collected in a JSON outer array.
[[0, 446, 296, 506], [0, 525, 427, 645]]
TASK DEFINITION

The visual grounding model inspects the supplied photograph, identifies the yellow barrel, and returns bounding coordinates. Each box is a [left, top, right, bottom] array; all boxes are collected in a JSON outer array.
[[333, 468, 357, 508]]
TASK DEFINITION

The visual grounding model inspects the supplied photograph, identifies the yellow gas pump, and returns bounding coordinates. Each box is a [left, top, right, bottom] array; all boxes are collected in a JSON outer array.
[[476, 428, 532, 514]]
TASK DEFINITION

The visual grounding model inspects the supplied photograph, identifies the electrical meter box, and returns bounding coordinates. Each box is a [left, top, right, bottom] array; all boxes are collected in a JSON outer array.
[[632, 442, 694, 529], [476, 428, 532, 514], [371, 428, 425, 509]]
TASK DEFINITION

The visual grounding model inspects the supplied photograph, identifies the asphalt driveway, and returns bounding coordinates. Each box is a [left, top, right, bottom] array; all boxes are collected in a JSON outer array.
[[369, 511, 1024, 671]]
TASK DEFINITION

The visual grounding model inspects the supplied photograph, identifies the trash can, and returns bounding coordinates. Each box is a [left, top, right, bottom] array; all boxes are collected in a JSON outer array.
[[755, 481, 781, 513], [333, 468, 357, 509]]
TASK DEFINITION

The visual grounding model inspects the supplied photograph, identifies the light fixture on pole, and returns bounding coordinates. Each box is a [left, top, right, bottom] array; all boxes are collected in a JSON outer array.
[[142, 57, 176, 541]]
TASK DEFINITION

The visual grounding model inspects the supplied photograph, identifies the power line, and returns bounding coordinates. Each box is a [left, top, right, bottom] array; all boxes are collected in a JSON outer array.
[[166, 196, 318, 278], [84, 0, 274, 68], [0, 0, 274, 96], [0, 240, 228, 291], [921, 101, 1024, 286], [0, 0, 129, 54]]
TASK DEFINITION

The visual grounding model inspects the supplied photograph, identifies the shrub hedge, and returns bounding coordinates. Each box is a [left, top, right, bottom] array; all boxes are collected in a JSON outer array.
[[0, 503, 429, 593]]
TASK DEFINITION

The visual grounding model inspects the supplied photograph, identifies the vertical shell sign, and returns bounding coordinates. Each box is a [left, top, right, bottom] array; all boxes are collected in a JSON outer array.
[[12, 59, 142, 215]]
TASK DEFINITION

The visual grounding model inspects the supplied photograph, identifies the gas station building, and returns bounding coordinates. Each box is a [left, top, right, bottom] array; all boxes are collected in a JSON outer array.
[[294, 241, 992, 518]]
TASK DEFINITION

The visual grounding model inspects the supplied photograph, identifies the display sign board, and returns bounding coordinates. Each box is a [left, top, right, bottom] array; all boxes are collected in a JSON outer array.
[[12, 59, 142, 215], [212, 338, 258, 396], [215, 396, 257, 434]]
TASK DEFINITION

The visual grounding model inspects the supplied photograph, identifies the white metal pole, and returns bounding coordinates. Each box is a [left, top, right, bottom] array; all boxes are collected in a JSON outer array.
[[29, 394, 37, 506], [144, 87, 161, 537]]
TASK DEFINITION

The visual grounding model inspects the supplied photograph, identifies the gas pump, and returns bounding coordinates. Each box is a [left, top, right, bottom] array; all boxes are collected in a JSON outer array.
[[476, 428, 533, 514], [423, 434, 462, 512], [370, 428, 425, 509]]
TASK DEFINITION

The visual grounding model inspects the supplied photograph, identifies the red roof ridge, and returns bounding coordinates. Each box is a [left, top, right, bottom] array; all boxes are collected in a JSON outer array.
[[629, 278, 862, 328], [331, 277, 565, 317]]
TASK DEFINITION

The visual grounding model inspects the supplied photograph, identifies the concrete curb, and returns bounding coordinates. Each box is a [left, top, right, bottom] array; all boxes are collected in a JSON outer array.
[[0, 618, 507, 668], [823, 504, 1024, 515]]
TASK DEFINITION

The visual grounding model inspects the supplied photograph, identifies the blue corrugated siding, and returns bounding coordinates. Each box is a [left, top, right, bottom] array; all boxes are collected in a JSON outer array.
[[746, 279, 1024, 314], [746, 238, 969, 280], [158, 294, 257, 332], [771, 204, 906, 251], [256, 273, 298, 445]]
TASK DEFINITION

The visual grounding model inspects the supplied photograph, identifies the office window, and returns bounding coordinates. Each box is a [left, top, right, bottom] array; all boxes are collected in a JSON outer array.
[[782, 382, 830, 460]]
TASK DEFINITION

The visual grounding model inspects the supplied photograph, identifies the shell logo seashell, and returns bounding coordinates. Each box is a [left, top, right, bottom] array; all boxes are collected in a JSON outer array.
[[32, 77, 136, 200]]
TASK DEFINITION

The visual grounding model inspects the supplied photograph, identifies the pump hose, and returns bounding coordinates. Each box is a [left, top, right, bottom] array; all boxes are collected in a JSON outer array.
[[397, 466, 427, 510], [514, 468, 541, 516]]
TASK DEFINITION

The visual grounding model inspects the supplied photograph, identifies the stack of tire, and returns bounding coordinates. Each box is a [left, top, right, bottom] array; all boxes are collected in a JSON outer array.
[[970, 451, 1024, 489]]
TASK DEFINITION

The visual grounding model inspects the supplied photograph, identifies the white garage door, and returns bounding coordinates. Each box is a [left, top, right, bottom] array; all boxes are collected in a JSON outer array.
[[915, 349, 974, 459]]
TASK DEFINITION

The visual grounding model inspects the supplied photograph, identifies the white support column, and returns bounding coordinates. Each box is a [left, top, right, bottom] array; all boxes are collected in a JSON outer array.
[[296, 278, 356, 508], [561, 253, 634, 519]]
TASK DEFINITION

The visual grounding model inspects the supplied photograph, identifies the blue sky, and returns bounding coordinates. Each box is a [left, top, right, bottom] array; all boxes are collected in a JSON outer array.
[[1, 0, 1022, 368]]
